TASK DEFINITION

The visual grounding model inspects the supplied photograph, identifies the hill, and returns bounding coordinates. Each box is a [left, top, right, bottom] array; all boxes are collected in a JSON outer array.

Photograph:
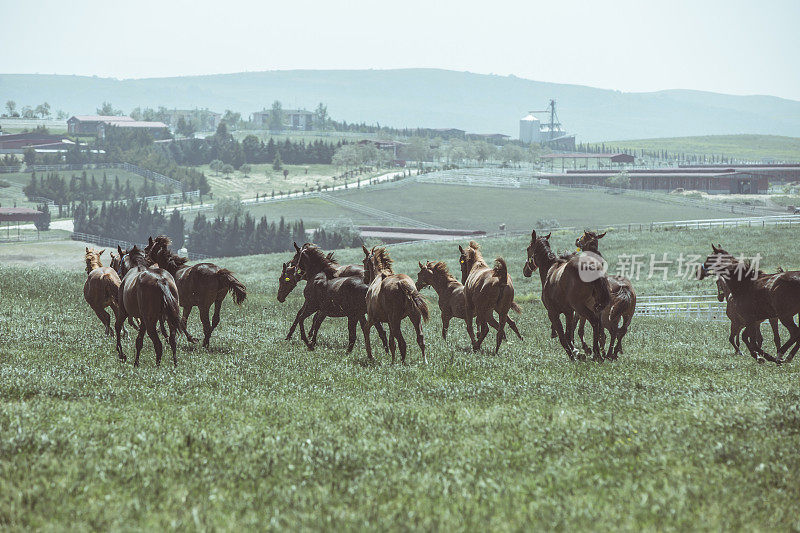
[[592, 134, 800, 161], [2, 69, 800, 140]]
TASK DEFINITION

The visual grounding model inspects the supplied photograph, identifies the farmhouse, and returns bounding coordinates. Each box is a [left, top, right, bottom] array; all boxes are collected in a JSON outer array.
[[545, 168, 769, 194], [162, 109, 222, 131], [251, 109, 315, 130], [67, 115, 134, 135]]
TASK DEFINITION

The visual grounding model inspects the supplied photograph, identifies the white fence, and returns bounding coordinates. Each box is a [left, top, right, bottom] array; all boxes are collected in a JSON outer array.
[[635, 294, 727, 321], [419, 168, 549, 188], [31, 162, 185, 191], [71, 232, 209, 261]]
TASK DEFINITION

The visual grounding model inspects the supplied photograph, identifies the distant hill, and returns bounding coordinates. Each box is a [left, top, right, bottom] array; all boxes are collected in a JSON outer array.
[[2, 69, 800, 141], [590, 134, 800, 161]]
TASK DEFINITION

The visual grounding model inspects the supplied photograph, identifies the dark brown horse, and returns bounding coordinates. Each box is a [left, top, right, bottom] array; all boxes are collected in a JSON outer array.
[[457, 242, 520, 354], [146, 236, 247, 348], [523, 230, 610, 361], [84, 247, 126, 336], [415, 260, 523, 341], [277, 248, 389, 352], [114, 246, 184, 367], [362, 245, 429, 364], [575, 230, 636, 360], [715, 276, 787, 356], [699, 244, 800, 363], [290, 241, 364, 277]]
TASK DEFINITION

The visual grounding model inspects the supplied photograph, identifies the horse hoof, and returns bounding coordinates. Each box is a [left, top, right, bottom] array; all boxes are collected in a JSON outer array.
[[756, 357, 766, 364]]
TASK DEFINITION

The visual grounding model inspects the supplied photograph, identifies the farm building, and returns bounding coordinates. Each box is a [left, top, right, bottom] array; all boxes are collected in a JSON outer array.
[[466, 133, 511, 143], [96, 120, 169, 140], [519, 100, 577, 151], [542, 152, 635, 170], [251, 109, 315, 130], [358, 139, 406, 159], [545, 168, 769, 194], [162, 109, 221, 131], [67, 115, 134, 135], [0, 132, 70, 151], [679, 163, 800, 182]]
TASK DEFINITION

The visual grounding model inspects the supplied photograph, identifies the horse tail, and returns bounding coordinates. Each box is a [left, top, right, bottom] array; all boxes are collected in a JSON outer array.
[[402, 282, 429, 323], [103, 273, 119, 303], [158, 279, 182, 332], [591, 276, 611, 313], [217, 268, 247, 305], [493, 257, 509, 307], [510, 301, 522, 314], [610, 286, 634, 334]]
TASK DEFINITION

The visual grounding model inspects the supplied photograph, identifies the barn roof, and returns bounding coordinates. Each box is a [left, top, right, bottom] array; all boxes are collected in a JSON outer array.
[[69, 115, 134, 122], [0, 207, 42, 222], [103, 120, 168, 128], [541, 152, 634, 162]]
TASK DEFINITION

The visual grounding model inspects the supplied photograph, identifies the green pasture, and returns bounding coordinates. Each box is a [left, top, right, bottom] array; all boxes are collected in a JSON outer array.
[[1, 226, 799, 529], [592, 134, 800, 162]]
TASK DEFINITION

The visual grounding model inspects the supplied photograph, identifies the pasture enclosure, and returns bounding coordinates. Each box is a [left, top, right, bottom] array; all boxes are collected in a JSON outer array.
[[1, 226, 800, 529]]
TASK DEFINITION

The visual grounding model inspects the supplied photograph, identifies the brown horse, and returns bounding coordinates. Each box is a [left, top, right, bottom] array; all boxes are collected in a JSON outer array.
[[114, 246, 184, 367], [523, 230, 610, 361], [277, 245, 389, 352], [146, 236, 247, 348], [291, 241, 364, 277], [456, 242, 520, 355], [415, 260, 523, 341], [699, 244, 800, 363], [715, 276, 787, 356], [575, 230, 636, 360], [84, 247, 126, 336], [362, 245, 429, 364]]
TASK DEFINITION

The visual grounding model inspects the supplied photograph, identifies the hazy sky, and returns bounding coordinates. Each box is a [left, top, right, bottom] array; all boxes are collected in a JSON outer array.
[[2, 0, 799, 100]]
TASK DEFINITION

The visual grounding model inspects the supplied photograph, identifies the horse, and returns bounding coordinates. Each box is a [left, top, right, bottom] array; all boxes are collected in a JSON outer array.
[[698, 244, 800, 363], [575, 230, 636, 360], [715, 276, 784, 356], [362, 245, 429, 364], [455, 242, 520, 355], [415, 260, 523, 342], [113, 246, 184, 367], [145, 236, 247, 348], [278, 246, 389, 353], [523, 230, 610, 361], [83, 247, 127, 337]]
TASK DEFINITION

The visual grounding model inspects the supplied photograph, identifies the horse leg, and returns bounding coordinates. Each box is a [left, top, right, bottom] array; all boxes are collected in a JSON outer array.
[[729, 321, 742, 355], [134, 324, 146, 368], [146, 321, 164, 367], [168, 324, 178, 367], [371, 322, 388, 353], [494, 312, 507, 356], [564, 312, 583, 361], [211, 296, 224, 332], [465, 294, 479, 351], [286, 303, 306, 341], [181, 306, 197, 343], [441, 313, 452, 340], [395, 324, 408, 365], [485, 314, 506, 342], [345, 316, 358, 353], [549, 311, 575, 361], [114, 308, 128, 362], [578, 306, 603, 362], [362, 318, 375, 362], [92, 304, 113, 336], [387, 324, 398, 364], [506, 316, 523, 341], [577, 316, 591, 356], [159, 318, 168, 339], [410, 313, 426, 364], [307, 311, 326, 351], [198, 304, 213, 348], [779, 328, 800, 364]]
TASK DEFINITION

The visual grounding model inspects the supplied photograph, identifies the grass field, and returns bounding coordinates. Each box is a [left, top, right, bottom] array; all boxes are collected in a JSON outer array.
[[592, 134, 800, 162], [234, 182, 739, 231], [199, 163, 389, 201], [1, 226, 800, 529]]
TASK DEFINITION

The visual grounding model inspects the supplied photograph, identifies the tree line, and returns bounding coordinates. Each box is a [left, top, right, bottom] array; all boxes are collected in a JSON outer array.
[[73, 198, 358, 258], [23, 171, 173, 205]]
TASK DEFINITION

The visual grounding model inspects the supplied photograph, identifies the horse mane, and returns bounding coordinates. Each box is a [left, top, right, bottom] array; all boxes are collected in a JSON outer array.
[[125, 246, 149, 268], [84, 248, 103, 272], [465, 240, 487, 267], [535, 236, 564, 264], [301, 245, 339, 276], [151, 238, 189, 270], [430, 261, 458, 282], [371, 247, 394, 273]]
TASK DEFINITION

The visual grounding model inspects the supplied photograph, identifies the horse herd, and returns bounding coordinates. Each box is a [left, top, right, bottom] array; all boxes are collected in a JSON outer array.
[[82, 230, 800, 367]]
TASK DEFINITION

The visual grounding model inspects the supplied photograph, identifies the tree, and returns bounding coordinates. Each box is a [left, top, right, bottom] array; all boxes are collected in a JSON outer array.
[[314, 103, 328, 130], [221, 164, 234, 177], [269, 101, 283, 130], [176, 116, 196, 138], [23, 147, 37, 167], [34, 204, 51, 232], [21, 106, 35, 119], [222, 110, 241, 129], [240, 164, 252, 177], [96, 102, 123, 116], [5, 100, 16, 116], [214, 195, 244, 220], [34, 102, 51, 118], [210, 159, 224, 175], [272, 151, 283, 170]]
